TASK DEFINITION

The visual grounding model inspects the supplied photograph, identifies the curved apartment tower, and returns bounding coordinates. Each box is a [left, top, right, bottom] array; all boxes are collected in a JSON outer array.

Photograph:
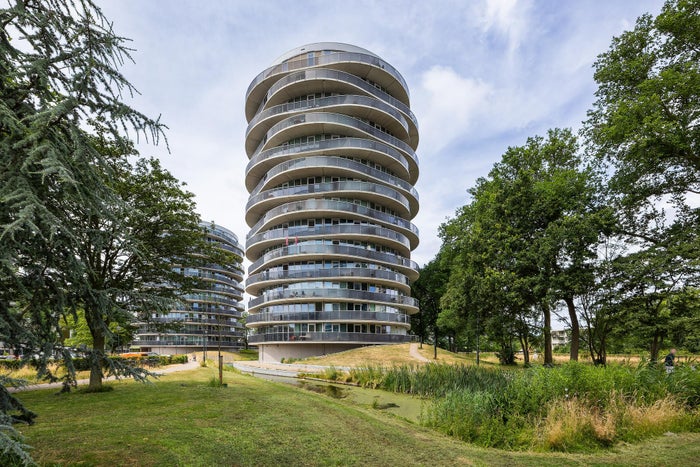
[[134, 223, 246, 355], [244, 43, 420, 362]]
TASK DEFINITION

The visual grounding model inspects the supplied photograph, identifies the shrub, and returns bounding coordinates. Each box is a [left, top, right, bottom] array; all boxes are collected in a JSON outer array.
[[349, 363, 511, 398], [77, 384, 114, 394], [0, 360, 24, 371], [322, 366, 342, 381], [207, 377, 225, 387]]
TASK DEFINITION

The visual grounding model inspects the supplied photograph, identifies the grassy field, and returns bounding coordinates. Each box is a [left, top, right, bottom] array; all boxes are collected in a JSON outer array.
[[14, 367, 700, 466], [0, 350, 258, 385], [298, 344, 694, 368]]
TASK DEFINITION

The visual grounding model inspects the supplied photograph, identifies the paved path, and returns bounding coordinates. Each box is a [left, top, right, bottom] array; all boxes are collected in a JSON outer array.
[[409, 343, 431, 362], [232, 361, 350, 378], [8, 361, 200, 393]]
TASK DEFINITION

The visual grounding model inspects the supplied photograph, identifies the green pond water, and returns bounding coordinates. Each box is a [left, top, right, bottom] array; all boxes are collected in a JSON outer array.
[[250, 372, 426, 423]]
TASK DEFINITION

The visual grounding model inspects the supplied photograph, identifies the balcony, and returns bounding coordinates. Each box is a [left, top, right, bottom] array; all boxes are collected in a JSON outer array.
[[245, 179, 411, 219], [248, 243, 419, 280], [248, 331, 413, 344], [133, 339, 244, 348], [245, 50, 411, 118], [246, 137, 414, 190], [246, 266, 410, 292], [246, 93, 410, 150], [249, 154, 418, 202], [252, 112, 418, 167], [255, 67, 415, 131], [247, 198, 419, 245], [246, 310, 411, 326], [245, 224, 412, 259], [247, 287, 419, 313]]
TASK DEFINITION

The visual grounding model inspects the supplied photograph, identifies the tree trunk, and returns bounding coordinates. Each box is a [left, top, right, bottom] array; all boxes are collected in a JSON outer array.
[[564, 296, 579, 361], [520, 334, 530, 366], [650, 332, 661, 362], [89, 329, 105, 390], [543, 303, 553, 366], [433, 326, 438, 360], [587, 327, 598, 364]]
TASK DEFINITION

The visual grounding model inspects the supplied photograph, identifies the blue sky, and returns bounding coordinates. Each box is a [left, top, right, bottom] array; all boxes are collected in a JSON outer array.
[[98, 0, 664, 268]]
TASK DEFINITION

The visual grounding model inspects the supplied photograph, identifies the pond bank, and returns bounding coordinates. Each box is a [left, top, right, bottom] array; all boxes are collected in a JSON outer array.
[[232, 361, 425, 423]]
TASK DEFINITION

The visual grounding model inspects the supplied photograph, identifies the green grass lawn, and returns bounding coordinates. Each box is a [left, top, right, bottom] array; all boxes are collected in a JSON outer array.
[[15, 368, 700, 466]]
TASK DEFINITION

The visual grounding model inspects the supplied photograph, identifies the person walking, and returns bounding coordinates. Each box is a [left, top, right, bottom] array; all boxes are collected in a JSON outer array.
[[664, 348, 677, 374]]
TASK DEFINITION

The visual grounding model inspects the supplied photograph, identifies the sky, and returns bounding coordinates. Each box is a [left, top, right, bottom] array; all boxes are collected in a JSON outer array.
[[98, 0, 665, 270]]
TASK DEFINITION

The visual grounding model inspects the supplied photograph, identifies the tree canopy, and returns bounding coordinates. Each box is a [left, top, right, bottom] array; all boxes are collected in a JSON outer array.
[[419, 0, 699, 370], [0, 1, 211, 462]]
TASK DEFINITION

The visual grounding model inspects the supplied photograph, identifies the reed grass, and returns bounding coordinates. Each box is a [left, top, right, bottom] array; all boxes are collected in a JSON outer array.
[[348, 361, 700, 451]]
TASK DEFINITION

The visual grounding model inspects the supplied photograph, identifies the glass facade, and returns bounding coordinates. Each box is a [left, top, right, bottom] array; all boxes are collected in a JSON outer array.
[[244, 43, 419, 358], [133, 223, 245, 353]]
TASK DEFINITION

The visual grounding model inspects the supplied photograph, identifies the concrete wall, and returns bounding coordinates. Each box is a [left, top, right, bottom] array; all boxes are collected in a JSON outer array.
[[258, 343, 361, 363]]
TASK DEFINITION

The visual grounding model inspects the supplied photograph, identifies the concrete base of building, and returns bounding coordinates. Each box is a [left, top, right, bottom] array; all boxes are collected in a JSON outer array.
[[257, 343, 362, 363]]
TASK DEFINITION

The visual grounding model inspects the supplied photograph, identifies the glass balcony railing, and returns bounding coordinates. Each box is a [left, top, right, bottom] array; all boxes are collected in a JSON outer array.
[[247, 93, 409, 141], [246, 266, 410, 289], [248, 331, 413, 344], [246, 180, 410, 214], [246, 50, 410, 107], [147, 316, 244, 325], [185, 294, 241, 308], [201, 263, 245, 280], [138, 328, 243, 337], [134, 339, 244, 347], [246, 310, 411, 325], [212, 241, 245, 257], [182, 270, 241, 287], [248, 287, 419, 311], [249, 155, 418, 201], [246, 137, 411, 182], [246, 311, 411, 325], [247, 198, 419, 242], [246, 224, 411, 254], [253, 112, 418, 166], [204, 225, 240, 246], [257, 67, 416, 129], [248, 243, 419, 276]]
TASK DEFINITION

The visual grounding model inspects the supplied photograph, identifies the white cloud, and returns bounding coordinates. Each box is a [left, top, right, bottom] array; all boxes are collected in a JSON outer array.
[[480, 0, 533, 55], [96, 0, 666, 271], [413, 66, 492, 155]]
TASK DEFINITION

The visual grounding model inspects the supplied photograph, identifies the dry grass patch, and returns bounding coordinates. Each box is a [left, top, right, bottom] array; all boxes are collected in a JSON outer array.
[[541, 398, 617, 450], [190, 349, 258, 363], [1, 363, 90, 383], [539, 394, 695, 451], [300, 344, 418, 366], [300, 344, 485, 367], [415, 346, 502, 365]]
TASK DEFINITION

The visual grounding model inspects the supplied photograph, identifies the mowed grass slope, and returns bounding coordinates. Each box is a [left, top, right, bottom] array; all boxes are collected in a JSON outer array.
[[299, 344, 676, 368], [300, 343, 478, 366], [15, 368, 700, 466]]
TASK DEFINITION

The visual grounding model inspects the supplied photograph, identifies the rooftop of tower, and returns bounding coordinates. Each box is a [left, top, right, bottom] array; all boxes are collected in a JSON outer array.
[[271, 42, 380, 66]]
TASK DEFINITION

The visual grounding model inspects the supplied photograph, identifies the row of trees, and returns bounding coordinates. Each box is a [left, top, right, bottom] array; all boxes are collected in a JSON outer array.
[[412, 0, 700, 366], [1, 1, 237, 462]]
